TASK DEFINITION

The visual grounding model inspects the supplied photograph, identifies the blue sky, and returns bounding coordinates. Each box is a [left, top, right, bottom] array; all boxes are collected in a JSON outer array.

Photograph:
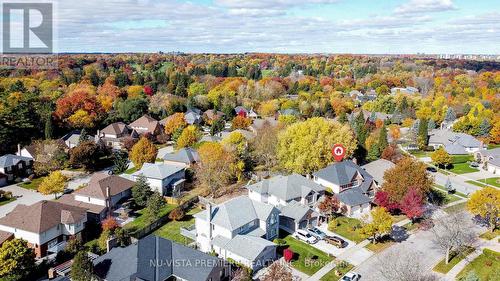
[[3, 0, 500, 54]]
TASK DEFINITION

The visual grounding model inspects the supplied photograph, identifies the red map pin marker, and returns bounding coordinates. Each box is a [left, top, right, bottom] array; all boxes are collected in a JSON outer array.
[[332, 144, 346, 162]]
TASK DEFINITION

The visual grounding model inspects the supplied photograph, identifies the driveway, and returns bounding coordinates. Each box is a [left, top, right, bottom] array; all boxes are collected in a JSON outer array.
[[460, 169, 495, 181], [0, 184, 52, 217], [434, 172, 480, 196]]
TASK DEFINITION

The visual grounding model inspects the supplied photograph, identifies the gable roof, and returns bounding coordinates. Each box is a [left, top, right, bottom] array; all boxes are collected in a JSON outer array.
[[101, 122, 129, 135], [162, 148, 200, 164], [0, 154, 32, 168], [212, 234, 275, 262], [313, 161, 372, 187], [74, 173, 135, 199], [133, 163, 185, 180], [335, 188, 372, 206], [0, 201, 86, 233], [128, 115, 160, 133], [184, 111, 201, 125], [194, 196, 277, 231], [93, 235, 223, 281], [428, 129, 481, 149], [203, 109, 225, 120], [247, 174, 325, 202], [361, 159, 395, 185], [278, 201, 317, 221]]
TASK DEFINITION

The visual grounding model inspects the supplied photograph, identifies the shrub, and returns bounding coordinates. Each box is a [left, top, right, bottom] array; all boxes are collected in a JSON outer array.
[[328, 219, 338, 231], [168, 207, 185, 221]]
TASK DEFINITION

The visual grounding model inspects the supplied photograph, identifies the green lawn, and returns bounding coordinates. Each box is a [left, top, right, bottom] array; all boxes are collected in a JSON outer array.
[[283, 235, 334, 275], [0, 197, 15, 206], [466, 180, 487, 188], [479, 229, 500, 240], [429, 188, 462, 206], [449, 163, 478, 174], [443, 202, 467, 214], [487, 144, 500, 149], [124, 167, 138, 174], [475, 178, 500, 188], [320, 261, 354, 281], [457, 249, 500, 280], [153, 207, 201, 245], [19, 177, 45, 191], [328, 217, 365, 243], [409, 150, 431, 158], [451, 154, 474, 164], [124, 204, 177, 232], [433, 247, 475, 274]]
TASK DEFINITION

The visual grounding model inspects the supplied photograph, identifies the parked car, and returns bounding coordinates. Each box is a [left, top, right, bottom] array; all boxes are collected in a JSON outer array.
[[469, 162, 479, 168], [325, 236, 347, 248], [293, 229, 318, 244], [341, 272, 361, 281], [307, 227, 326, 240], [426, 166, 437, 173]]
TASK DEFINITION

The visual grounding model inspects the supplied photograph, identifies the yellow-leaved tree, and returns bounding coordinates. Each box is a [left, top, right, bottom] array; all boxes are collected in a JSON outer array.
[[38, 170, 67, 199], [130, 137, 158, 169], [431, 147, 452, 168], [467, 187, 500, 231], [360, 207, 394, 244], [176, 125, 200, 148], [277, 117, 357, 174]]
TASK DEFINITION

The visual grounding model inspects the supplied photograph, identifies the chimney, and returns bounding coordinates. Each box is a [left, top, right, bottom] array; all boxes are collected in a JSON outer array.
[[206, 202, 212, 239], [106, 186, 111, 215], [17, 144, 21, 156]]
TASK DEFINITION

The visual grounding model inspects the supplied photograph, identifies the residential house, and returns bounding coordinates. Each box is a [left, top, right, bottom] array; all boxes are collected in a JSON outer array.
[[313, 161, 378, 218], [128, 114, 161, 136], [93, 235, 229, 281], [220, 129, 255, 141], [348, 109, 392, 124], [189, 196, 279, 271], [132, 163, 185, 197], [249, 117, 279, 134], [203, 109, 225, 123], [391, 87, 419, 95], [361, 159, 395, 186], [185, 108, 202, 125], [60, 130, 91, 149], [96, 122, 139, 150], [0, 154, 33, 182], [247, 174, 325, 233], [200, 135, 222, 143], [474, 148, 500, 174], [248, 108, 259, 119], [428, 129, 483, 154], [0, 201, 87, 258], [163, 147, 199, 167], [58, 173, 135, 222], [234, 106, 249, 117]]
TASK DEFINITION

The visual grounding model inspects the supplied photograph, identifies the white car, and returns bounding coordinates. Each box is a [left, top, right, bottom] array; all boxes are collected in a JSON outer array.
[[293, 229, 318, 244], [341, 272, 361, 281]]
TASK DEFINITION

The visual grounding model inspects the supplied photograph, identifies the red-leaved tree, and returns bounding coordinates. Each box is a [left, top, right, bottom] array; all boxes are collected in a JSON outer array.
[[318, 195, 340, 218], [400, 187, 424, 221], [102, 217, 119, 232], [374, 191, 399, 212]]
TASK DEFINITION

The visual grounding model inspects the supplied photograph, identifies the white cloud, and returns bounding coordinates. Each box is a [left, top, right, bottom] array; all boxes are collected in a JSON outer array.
[[395, 0, 456, 14]]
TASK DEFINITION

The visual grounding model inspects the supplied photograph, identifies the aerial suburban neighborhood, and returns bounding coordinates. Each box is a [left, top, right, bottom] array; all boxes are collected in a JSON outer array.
[[0, 1, 499, 281]]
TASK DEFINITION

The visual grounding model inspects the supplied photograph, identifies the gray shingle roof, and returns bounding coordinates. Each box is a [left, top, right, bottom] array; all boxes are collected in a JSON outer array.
[[444, 143, 468, 155], [0, 154, 32, 168], [194, 196, 277, 231], [313, 161, 373, 187], [93, 235, 223, 281], [428, 129, 481, 149], [162, 148, 200, 164], [133, 163, 185, 180], [362, 159, 395, 185], [212, 235, 275, 262], [278, 201, 316, 221], [335, 188, 372, 206], [247, 174, 325, 202]]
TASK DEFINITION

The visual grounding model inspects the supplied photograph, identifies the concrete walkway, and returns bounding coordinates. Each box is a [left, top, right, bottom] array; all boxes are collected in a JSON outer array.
[[443, 237, 500, 280]]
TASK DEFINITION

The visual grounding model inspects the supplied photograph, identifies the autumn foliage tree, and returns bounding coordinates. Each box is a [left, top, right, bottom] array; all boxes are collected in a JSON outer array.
[[431, 147, 452, 168], [231, 115, 252, 130], [102, 217, 119, 232], [0, 239, 35, 280], [467, 187, 500, 231], [69, 141, 104, 171], [38, 170, 67, 198], [164, 112, 187, 136], [360, 207, 393, 244], [130, 137, 157, 169], [318, 195, 340, 218], [196, 142, 236, 196], [400, 188, 425, 221], [54, 84, 104, 128], [381, 157, 433, 204], [176, 125, 200, 148]]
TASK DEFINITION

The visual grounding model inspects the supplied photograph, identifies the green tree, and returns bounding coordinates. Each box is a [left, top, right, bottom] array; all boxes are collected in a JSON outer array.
[[360, 207, 393, 243], [112, 150, 129, 174], [210, 118, 225, 136], [145, 192, 166, 223], [44, 116, 53, 140], [70, 251, 94, 281], [367, 143, 380, 162], [116, 98, 149, 123], [132, 174, 153, 208], [417, 118, 428, 149], [69, 141, 103, 171], [277, 117, 357, 174], [78, 128, 88, 143], [378, 124, 388, 151], [0, 239, 35, 280]]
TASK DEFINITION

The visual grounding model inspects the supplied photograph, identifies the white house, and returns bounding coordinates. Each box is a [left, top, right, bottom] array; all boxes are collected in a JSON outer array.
[[132, 163, 186, 197], [428, 129, 483, 154], [187, 196, 279, 271], [0, 201, 87, 258], [246, 174, 325, 233], [313, 161, 378, 218]]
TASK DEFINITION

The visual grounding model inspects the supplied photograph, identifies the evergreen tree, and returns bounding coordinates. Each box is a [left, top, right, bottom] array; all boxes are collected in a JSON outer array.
[[79, 128, 88, 143], [367, 143, 380, 161], [44, 116, 53, 140], [444, 107, 456, 122], [369, 111, 376, 123], [210, 118, 225, 136], [338, 112, 348, 124], [71, 251, 94, 281], [378, 124, 388, 152], [112, 151, 129, 174], [417, 118, 429, 150], [428, 119, 436, 130], [479, 119, 492, 136], [145, 192, 166, 223], [132, 174, 153, 208]]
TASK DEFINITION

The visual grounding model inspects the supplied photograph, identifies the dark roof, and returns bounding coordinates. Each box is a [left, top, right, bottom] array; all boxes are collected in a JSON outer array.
[[335, 188, 372, 206], [75, 173, 135, 200], [129, 115, 160, 133], [313, 160, 373, 187], [101, 122, 129, 135], [57, 194, 106, 215], [93, 235, 224, 281], [0, 154, 32, 168], [0, 201, 87, 233]]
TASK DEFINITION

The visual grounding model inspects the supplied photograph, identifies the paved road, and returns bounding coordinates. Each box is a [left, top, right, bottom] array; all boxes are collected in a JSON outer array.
[[0, 184, 52, 217], [434, 171, 480, 196], [353, 212, 486, 281]]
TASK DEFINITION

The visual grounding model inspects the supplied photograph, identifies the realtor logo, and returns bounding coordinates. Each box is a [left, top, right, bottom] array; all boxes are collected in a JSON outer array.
[[2, 2, 53, 53]]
